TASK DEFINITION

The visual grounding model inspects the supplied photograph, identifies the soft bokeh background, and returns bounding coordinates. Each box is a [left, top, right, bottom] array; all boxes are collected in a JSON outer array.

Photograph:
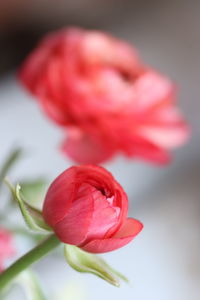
[[0, 1, 199, 299]]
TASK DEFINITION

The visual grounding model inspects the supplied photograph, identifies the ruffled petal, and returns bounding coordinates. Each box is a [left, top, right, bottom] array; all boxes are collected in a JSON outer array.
[[85, 189, 120, 242], [81, 218, 143, 253], [71, 165, 129, 232]]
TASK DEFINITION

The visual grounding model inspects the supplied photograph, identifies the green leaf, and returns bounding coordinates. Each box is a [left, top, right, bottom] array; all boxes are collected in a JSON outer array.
[[4, 179, 52, 233], [16, 270, 47, 300], [64, 245, 128, 287], [0, 148, 22, 190]]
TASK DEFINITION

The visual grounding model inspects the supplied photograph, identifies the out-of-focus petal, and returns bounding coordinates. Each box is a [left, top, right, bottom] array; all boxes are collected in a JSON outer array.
[[18, 46, 49, 93], [133, 70, 174, 112], [125, 136, 170, 164], [138, 124, 189, 148], [0, 228, 15, 272], [61, 129, 115, 164], [40, 96, 71, 126]]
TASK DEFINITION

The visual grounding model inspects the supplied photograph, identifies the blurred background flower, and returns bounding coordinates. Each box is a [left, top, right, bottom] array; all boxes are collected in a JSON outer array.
[[19, 27, 188, 164], [0, 0, 199, 300], [0, 228, 15, 272]]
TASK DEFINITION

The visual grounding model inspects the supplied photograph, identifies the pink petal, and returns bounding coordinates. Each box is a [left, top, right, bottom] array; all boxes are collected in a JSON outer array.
[[74, 165, 129, 235], [0, 228, 15, 272], [72, 165, 128, 222], [81, 218, 143, 253], [133, 70, 174, 112], [18, 46, 50, 93], [126, 135, 170, 164], [61, 130, 115, 164], [113, 218, 143, 238], [85, 189, 120, 241], [40, 95, 70, 126], [38, 59, 71, 126], [81, 31, 140, 72], [43, 167, 78, 227], [138, 124, 189, 148], [54, 184, 94, 245], [136, 105, 189, 148]]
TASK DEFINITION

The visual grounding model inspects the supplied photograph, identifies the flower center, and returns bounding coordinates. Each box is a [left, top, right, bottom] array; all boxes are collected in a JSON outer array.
[[77, 183, 121, 241]]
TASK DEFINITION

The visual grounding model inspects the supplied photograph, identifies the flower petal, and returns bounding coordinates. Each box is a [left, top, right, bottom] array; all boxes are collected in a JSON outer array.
[[138, 124, 189, 148], [126, 136, 170, 164], [61, 129, 115, 164], [133, 70, 174, 112], [43, 167, 78, 227], [113, 218, 143, 238], [54, 184, 94, 245], [0, 228, 15, 272], [85, 189, 120, 242], [72, 165, 129, 234], [81, 218, 143, 253]]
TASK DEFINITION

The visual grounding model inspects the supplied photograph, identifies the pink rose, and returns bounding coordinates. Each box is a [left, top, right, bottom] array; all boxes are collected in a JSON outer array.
[[19, 27, 189, 164], [43, 165, 143, 253], [0, 228, 15, 272]]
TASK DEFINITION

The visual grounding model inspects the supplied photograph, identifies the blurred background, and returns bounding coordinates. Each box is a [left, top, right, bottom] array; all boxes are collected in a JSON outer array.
[[0, 0, 200, 299]]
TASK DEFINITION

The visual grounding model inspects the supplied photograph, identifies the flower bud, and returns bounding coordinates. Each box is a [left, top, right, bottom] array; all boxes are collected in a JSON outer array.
[[43, 165, 143, 253]]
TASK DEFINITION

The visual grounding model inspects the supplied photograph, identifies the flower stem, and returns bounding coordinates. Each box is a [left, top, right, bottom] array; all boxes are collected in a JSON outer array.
[[0, 234, 60, 291]]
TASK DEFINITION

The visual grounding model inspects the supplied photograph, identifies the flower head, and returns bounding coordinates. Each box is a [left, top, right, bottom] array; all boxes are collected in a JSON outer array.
[[43, 165, 143, 253], [19, 27, 189, 164]]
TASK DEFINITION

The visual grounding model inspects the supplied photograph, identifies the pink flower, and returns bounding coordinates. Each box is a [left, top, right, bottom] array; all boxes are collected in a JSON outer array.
[[43, 165, 143, 253], [0, 228, 15, 272], [19, 27, 189, 164]]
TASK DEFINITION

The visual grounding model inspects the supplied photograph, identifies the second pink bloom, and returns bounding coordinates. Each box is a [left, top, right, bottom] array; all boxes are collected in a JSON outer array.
[[19, 27, 189, 164]]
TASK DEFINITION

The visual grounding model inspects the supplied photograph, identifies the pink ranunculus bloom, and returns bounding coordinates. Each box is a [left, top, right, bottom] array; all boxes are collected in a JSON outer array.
[[19, 27, 189, 164], [0, 228, 15, 272], [42, 165, 143, 253]]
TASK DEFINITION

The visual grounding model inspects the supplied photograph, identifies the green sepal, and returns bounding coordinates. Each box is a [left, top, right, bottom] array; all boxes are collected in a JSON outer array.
[[5, 179, 52, 233], [20, 179, 47, 208], [64, 245, 128, 287]]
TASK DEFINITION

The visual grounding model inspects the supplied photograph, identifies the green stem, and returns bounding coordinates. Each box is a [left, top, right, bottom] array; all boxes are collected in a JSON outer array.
[[0, 234, 60, 291]]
